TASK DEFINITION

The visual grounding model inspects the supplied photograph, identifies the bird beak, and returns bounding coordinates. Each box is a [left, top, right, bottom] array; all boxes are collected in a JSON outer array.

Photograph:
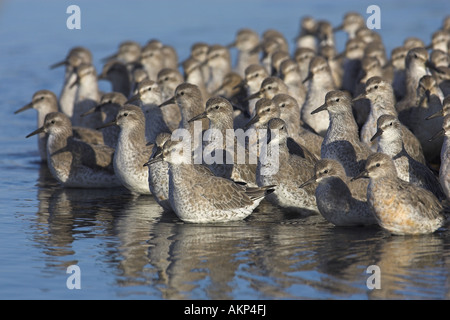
[[80, 104, 102, 117], [126, 93, 141, 104], [96, 120, 117, 130], [226, 41, 236, 49], [233, 80, 247, 90], [101, 53, 118, 63], [425, 108, 444, 120], [244, 90, 262, 102], [302, 72, 313, 84], [49, 60, 68, 69], [299, 175, 317, 188], [158, 96, 176, 108], [243, 114, 260, 130], [350, 170, 369, 181], [26, 126, 46, 138], [352, 92, 366, 102], [97, 72, 107, 81], [370, 128, 384, 142], [333, 24, 344, 32], [333, 51, 345, 61], [429, 128, 445, 141], [188, 112, 208, 123], [143, 149, 163, 166], [311, 103, 328, 115], [14, 102, 34, 114]]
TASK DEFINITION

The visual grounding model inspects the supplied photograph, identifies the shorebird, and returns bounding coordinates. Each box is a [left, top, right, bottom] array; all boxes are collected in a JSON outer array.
[[271, 93, 323, 160], [352, 152, 448, 235], [16, 90, 104, 162], [140, 41, 165, 81], [156, 68, 184, 131], [400, 75, 444, 164], [81, 92, 127, 148], [238, 64, 269, 116], [146, 132, 172, 211], [101, 40, 141, 65], [257, 118, 318, 214], [389, 46, 408, 101], [300, 158, 377, 226], [279, 58, 307, 108], [246, 76, 289, 102], [227, 28, 260, 78], [333, 12, 366, 40], [98, 105, 153, 195], [339, 37, 366, 96], [127, 79, 171, 144], [396, 47, 436, 116], [312, 90, 373, 177], [293, 47, 316, 85], [204, 45, 232, 94], [98, 60, 131, 98], [72, 63, 102, 129], [26, 112, 121, 188], [182, 57, 209, 101], [427, 30, 450, 54], [188, 96, 257, 187], [356, 76, 426, 165], [429, 114, 450, 199], [145, 139, 275, 223], [301, 56, 335, 136], [187, 42, 210, 85], [294, 16, 318, 51], [371, 114, 446, 201], [159, 83, 208, 136], [50, 47, 92, 119]]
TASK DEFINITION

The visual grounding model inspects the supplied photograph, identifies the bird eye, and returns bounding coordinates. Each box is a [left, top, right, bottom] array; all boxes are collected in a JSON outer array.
[[374, 85, 378, 89], [164, 77, 169, 81], [40, 96, 45, 100], [123, 112, 128, 117], [51, 120, 55, 124], [148, 87, 152, 91], [215, 105, 219, 109], [414, 54, 418, 59], [281, 103, 286, 108], [335, 98, 340, 102], [180, 91, 185, 96], [265, 108, 271, 112], [267, 86, 272, 90], [376, 163, 380, 167], [254, 73, 259, 77], [324, 169, 329, 174], [389, 122, 393, 126]]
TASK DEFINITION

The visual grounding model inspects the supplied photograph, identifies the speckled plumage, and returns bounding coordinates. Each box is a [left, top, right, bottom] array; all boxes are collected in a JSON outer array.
[[357, 76, 426, 166], [301, 159, 377, 226], [26, 112, 121, 188], [353, 153, 447, 235], [108, 105, 155, 195], [372, 114, 445, 200], [313, 90, 373, 177], [301, 56, 335, 136], [257, 118, 318, 214], [16, 90, 104, 162], [151, 140, 274, 223], [189, 96, 257, 187]]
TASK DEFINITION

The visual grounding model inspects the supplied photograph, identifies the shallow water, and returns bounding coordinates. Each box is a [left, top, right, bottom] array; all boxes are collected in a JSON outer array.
[[1, 0, 450, 300]]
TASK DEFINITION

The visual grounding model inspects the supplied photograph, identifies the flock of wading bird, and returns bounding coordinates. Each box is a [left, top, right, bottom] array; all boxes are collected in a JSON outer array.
[[15, 12, 450, 234]]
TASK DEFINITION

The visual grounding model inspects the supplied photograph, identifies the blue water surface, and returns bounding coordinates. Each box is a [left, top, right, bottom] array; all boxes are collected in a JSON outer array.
[[1, 0, 450, 300]]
